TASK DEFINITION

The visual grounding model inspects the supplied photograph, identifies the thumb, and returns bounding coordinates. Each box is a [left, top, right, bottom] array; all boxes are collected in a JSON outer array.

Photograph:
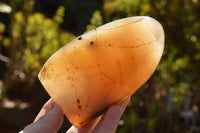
[[21, 99, 64, 133]]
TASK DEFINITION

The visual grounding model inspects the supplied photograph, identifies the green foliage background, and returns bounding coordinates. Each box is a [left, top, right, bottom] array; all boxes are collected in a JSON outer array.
[[0, 0, 200, 132]]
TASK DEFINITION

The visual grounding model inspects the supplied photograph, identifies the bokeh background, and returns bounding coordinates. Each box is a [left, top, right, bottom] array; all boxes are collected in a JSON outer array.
[[0, 0, 200, 132]]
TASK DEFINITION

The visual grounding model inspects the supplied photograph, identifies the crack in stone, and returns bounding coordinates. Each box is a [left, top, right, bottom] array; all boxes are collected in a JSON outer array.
[[98, 18, 144, 31], [98, 40, 159, 49]]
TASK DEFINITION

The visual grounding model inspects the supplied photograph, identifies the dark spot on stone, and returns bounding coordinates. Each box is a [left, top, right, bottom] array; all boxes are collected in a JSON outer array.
[[78, 114, 81, 116], [78, 105, 82, 109], [108, 44, 111, 46], [71, 84, 74, 87], [90, 41, 94, 45], [75, 66, 79, 69], [78, 37, 82, 40], [85, 104, 88, 107], [43, 66, 47, 72], [77, 99, 80, 104], [67, 76, 71, 80], [40, 66, 47, 78]]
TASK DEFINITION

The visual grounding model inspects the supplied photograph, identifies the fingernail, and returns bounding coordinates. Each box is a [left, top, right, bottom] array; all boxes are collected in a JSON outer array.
[[109, 105, 122, 115]]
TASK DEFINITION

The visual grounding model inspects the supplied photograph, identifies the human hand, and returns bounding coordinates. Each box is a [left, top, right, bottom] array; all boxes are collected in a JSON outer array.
[[20, 97, 130, 133]]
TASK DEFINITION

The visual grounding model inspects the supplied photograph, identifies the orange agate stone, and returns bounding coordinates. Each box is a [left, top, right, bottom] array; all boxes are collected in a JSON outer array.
[[38, 16, 165, 127]]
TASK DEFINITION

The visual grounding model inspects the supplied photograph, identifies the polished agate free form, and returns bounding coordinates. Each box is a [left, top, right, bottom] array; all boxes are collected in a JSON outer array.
[[38, 16, 165, 127]]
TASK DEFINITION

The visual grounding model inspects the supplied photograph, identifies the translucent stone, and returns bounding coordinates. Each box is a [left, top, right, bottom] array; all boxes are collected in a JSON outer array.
[[38, 16, 165, 127]]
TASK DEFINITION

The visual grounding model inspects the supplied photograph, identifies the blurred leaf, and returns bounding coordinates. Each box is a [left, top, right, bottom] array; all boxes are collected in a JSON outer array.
[[86, 10, 103, 32], [53, 6, 65, 24], [140, 3, 151, 15], [172, 56, 190, 72], [2, 37, 11, 47], [0, 22, 5, 34]]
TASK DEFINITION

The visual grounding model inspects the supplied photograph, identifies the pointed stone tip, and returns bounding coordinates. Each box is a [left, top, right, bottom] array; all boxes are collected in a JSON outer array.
[[145, 17, 165, 45]]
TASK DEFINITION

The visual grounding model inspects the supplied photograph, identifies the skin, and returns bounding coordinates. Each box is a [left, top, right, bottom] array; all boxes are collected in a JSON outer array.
[[20, 97, 130, 133]]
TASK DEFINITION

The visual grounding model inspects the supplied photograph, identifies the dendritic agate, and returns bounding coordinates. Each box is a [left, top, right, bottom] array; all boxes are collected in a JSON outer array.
[[38, 16, 165, 127]]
